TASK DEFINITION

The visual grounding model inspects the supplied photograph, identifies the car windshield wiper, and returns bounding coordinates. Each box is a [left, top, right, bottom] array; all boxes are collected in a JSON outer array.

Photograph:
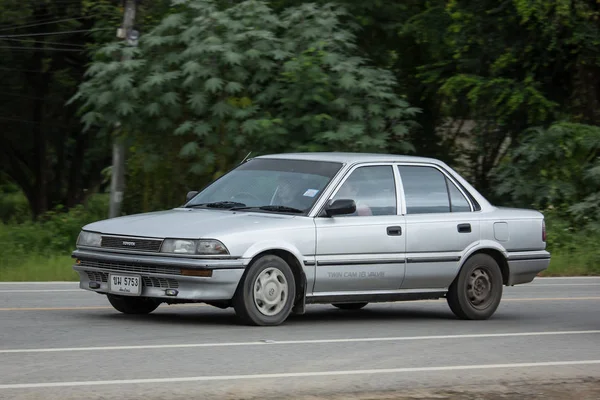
[[186, 201, 247, 209], [231, 205, 304, 214]]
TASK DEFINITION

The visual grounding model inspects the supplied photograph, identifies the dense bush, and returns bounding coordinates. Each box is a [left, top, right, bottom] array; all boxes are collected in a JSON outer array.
[[492, 122, 600, 231], [543, 210, 600, 275], [0, 194, 109, 263]]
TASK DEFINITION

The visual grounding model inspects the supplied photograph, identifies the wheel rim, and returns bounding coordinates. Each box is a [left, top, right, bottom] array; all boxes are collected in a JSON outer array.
[[466, 267, 494, 309], [253, 267, 289, 316]]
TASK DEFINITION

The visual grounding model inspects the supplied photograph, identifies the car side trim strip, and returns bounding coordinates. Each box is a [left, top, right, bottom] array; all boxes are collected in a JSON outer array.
[[508, 255, 551, 261], [316, 259, 406, 267], [406, 256, 461, 263]]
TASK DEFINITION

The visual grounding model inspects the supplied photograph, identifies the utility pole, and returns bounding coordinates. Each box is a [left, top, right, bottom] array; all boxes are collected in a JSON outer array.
[[109, 0, 137, 218]]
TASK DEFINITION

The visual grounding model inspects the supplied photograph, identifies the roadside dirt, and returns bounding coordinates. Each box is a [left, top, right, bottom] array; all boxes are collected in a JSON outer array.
[[243, 377, 600, 400]]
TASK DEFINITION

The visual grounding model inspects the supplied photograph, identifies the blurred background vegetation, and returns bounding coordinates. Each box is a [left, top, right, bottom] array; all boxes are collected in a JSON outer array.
[[1, 0, 599, 280]]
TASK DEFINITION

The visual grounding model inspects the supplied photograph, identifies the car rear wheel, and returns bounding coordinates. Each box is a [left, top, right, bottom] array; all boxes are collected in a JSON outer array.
[[446, 253, 503, 320], [332, 302, 368, 310], [233, 254, 296, 326], [106, 294, 161, 314]]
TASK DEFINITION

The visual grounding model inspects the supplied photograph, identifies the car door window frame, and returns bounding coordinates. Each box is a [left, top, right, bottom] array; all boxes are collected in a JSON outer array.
[[394, 162, 476, 215], [315, 162, 402, 217]]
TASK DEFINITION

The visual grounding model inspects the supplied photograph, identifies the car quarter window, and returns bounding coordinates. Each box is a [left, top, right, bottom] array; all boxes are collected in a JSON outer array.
[[331, 165, 397, 216], [447, 178, 471, 212], [397, 165, 472, 214]]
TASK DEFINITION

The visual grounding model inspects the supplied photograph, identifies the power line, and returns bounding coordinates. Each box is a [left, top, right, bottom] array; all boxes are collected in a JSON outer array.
[[0, 15, 75, 31], [0, 66, 47, 73], [0, 28, 113, 38], [0, 15, 99, 33], [0, 116, 41, 124], [0, 46, 84, 52], [0, 92, 68, 100], [0, 38, 86, 47], [0, 115, 74, 128]]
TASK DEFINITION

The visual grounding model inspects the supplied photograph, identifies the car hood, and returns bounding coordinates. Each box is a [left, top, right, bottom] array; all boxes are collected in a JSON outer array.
[[82, 208, 303, 239]]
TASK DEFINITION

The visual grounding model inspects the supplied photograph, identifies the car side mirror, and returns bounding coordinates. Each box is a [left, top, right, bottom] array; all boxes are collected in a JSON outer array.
[[324, 199, 356, 217], [186, 191, 199, 202]]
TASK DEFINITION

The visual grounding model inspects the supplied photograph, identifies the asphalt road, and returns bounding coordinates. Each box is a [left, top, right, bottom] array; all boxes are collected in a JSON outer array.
[[0, 277, 599, 400]]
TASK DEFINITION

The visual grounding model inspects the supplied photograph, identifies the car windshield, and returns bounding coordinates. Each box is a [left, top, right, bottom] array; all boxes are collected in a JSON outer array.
[[185, 158, 343, 214]]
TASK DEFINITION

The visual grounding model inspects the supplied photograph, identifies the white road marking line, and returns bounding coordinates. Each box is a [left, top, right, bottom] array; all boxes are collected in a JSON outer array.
[[0, 289, 81, 293], [534, 276, 600, 279], [1, 360, 600, 389], [2, 330, 599, 354], [526, 283, 600, 287], [501, 296, 600, 301]]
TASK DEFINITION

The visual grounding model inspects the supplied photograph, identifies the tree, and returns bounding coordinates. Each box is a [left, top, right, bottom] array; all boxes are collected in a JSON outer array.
[[492, 122, 600, 230], [0, 0, 173, 219], [415, 0, 600, 193], [271, 0, 455, 162], [73, 0, 420, 187]]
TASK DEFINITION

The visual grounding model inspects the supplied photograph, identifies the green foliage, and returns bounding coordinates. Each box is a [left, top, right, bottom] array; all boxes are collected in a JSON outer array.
[[0, 194, 108, 261], [540, 211, 600, 276], [0, 190, 31, 224], [74, 0, 420, 181], [0, 193, 107, 279], [0, 254, 78, 282], [408, 0, 600, 191], [493, 122, 600, 230]]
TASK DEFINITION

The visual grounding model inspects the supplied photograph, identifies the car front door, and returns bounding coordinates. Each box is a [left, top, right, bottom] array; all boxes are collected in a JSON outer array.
[[396, 163, 481, 290], [312, 164, 406, 293]]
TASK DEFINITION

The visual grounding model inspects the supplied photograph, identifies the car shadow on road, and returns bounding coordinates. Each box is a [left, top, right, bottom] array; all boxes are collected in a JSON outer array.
[[93, 302, 519, 327]]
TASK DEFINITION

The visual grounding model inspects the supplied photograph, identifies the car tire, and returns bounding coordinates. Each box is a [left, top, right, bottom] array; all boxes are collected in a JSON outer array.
[[106, 294, 161, 314], [332, 302, 368, 310], [233, 254, 296, 326], [446, 253, 503, 320]]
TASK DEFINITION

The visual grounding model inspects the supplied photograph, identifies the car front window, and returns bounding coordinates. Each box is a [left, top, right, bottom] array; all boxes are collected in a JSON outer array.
[[186, 158, 343, 214]]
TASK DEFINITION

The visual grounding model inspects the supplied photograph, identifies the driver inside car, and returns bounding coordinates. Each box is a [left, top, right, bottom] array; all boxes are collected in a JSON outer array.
[[270, 176, 314, 211]]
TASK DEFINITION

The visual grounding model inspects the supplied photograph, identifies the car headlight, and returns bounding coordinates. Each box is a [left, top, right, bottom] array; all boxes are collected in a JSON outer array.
[[77, 231, 102, 247], [160, 239, 229, 255]]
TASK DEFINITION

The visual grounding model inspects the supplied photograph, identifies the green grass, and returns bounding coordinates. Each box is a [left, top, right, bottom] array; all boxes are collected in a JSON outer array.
[[540, 251, 600, 277], [0, 255, 78, 281]]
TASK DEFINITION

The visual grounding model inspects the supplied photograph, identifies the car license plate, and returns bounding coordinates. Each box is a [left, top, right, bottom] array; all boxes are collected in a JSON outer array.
[[108, 274, 141, 296]]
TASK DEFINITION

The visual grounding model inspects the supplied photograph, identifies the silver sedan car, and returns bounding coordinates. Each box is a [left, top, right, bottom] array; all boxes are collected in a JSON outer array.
[[72, 152, 550, 326]]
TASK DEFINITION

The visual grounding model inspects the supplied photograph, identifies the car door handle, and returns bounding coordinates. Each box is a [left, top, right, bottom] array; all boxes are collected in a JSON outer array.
[[457, 223, 471, 233], [387, 226, 402, 236]]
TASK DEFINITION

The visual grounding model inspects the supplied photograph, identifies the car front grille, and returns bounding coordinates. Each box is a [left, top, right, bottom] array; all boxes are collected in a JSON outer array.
[[80, 260, 181, 276], [80, 259, 181, 289], [83, 270, 179, 289], [100, 235, 163, 252], [86, 270, 108, 283]]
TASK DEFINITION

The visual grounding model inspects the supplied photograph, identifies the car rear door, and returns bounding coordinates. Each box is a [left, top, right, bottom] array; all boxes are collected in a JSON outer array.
[[312, 163, 407, 293], [395, 163, 481, 290]]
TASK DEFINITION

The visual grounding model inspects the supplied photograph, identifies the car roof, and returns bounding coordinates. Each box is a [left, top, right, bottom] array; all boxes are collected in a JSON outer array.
[[255, 152, 442, 165]]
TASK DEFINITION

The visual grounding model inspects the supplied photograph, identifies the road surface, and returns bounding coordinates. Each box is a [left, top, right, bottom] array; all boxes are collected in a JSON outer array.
[[1, 277, 599, 399]]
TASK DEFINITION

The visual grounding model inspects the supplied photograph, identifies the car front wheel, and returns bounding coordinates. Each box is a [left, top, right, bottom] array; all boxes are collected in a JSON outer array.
[[106, 294, 161, 314], [233, 254, 296, 326], [446, 253, 503, 320]]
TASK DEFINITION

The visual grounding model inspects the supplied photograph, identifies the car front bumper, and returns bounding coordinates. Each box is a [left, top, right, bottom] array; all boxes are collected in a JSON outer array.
[[71, 249, 246, 301]]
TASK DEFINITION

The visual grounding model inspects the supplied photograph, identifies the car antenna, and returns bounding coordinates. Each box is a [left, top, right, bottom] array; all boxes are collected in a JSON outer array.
[[240, 151, 252, 163]]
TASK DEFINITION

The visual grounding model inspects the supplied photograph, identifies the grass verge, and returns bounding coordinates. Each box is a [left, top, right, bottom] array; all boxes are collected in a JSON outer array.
[[0, 255, 78, 281], [540, 252, 600, 276]]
